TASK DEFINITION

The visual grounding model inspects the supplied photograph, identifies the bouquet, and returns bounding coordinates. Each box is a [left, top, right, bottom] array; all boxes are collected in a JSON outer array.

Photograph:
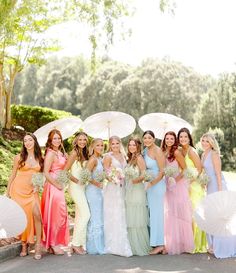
[[124, 165, 139, 181], [32, 172, 45, 191], [197, 171, 210, 186], [57, 170, 70, 187], [93, 170, 109, 187], [106, 167, 125, 187], [78, 168, 92, 186], [183, 167, 198, 181], [142, 170, 155, 182], [164, 166, 179, 178]]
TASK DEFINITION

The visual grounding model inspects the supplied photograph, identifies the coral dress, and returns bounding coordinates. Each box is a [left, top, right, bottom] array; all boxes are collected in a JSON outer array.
[[10, 164, 41, 244], [41, 149, 69, 248], [164, 158, 194, 254], [203, 150, 236, 258], [185, 150, 207, 253]]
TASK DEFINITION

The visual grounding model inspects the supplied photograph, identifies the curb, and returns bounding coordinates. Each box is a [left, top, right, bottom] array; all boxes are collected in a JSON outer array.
[[0, 242, 21, 263], [0, 224, 74, 264]]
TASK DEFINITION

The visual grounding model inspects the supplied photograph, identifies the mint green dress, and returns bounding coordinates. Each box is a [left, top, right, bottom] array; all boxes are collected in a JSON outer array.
[[125, 164, 150, 256]]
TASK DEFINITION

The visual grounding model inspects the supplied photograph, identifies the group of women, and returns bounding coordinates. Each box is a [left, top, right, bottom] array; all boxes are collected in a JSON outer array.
[[6, 126, 236, 260]]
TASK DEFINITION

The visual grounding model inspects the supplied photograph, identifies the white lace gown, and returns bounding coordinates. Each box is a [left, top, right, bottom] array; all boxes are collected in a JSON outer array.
[[103, 152, 132, 257]]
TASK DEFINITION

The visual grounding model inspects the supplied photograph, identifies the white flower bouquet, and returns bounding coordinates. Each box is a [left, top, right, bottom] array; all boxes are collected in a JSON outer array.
[[78, 168, 92, 186], [197, 171, 210, 186], [93, 170, 109, 187], [57, 170, 70, 187], [183, 167, 198, 181], [124, 165, 139, 181], [32, 172, 45, 191], [164, 166, 179, 177], [142, 170, 155, 182]]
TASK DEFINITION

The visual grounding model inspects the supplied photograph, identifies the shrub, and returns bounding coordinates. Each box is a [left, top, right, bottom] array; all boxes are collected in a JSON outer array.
[[11, 104, 72, 132]]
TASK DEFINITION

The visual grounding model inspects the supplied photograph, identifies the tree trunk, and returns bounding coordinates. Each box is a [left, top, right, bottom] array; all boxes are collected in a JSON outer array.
[[0, 64, 5, 128]]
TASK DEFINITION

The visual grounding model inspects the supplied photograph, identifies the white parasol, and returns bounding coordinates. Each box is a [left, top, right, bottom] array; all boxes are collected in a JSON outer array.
[[0, 196, 27, 238], [82, 111, 136, 140], [34, 116, 83, 146], [194, 191, 236, 237], [138, 112, 193, 140]]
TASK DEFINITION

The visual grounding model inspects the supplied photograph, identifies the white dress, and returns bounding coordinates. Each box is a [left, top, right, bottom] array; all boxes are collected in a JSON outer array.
[[103, 152, 132, 257]]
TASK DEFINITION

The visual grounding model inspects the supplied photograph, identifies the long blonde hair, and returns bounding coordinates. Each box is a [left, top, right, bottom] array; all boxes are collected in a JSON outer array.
[[88, 138, 103, 157], [201, 133, 220, 154]]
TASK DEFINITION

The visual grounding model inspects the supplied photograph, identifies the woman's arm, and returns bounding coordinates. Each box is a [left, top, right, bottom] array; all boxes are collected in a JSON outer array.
[[44, 152, 63, 190], [6, 155, 20, 197], [189, 148, 202, 174], [64, 150, 79, 184], [132, 155, 146, 184], [148, 147, 165, 188], [174, 150, 187, 182], [212, 151, 223, 191], [86, 157, 102, 188]]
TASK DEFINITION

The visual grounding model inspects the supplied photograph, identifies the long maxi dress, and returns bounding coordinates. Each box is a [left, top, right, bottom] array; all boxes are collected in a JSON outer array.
[[203, 150, 236, 258], [10, 164, 42, 244], [103, 152, 132, 257], [143, 148, 166, 247], [164, 158, 194, 254], [85, 157, 105, 254], [125, 164, 150, 256], [69, 161, 90, 249], [41, 149, 70, 249], [185, 149, 207, 253]]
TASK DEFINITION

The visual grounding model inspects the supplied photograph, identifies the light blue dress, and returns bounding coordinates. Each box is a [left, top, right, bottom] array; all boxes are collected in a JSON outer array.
[[85, 157, 105, 254], [143, 148, 166, 246], [203, 150, 236, 258]]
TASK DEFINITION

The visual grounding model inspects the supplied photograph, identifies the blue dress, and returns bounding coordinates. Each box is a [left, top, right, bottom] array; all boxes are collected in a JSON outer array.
[[203, 150, 236, 258], [85, 157, 105, 254], [143, 148, 166, 246]]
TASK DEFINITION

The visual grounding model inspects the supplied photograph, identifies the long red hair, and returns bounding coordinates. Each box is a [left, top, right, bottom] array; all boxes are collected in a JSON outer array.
[[161, 131, 178, 162], [45, 129, 65, 155]]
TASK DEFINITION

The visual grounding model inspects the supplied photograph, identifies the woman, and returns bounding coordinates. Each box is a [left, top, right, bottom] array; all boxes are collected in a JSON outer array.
[[161, 131, 194, 255], [125, 137, 150, 256], [142, 130, 166, 255], [64, 132, 90, 255], [7, 133, 44, 260], [201, 133, 236, 258], [85, 138, 105, 255], [177, 127, 207, 253], [103, 136, 132, 257], [41, 129, 69, 255]]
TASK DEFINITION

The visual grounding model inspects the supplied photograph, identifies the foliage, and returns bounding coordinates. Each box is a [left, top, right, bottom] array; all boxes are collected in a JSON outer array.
[[11, 104, 72, 132], [194, 73, 236, 170]]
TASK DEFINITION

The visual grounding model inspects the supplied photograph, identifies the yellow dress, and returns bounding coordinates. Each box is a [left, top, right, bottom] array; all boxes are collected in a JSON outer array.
[[185, 152, 207, 253]]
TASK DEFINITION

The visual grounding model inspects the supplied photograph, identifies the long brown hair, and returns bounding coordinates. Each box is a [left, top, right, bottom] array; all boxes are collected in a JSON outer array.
[[161, 131, 178, 162], [45, 129, 65, 155], [18, 133, 44, 171], [177, 127, 195, 148], [72, 132, 89, 164], [127, 137, 142, 166]]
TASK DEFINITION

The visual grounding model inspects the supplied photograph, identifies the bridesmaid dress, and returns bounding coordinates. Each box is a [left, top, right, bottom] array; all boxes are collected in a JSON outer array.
[[41, 149, 69, 249], [203, 150, 236, 258], [185, 149, 207, 253], [10, 164, 42, 244], [164, 158, 194, 254], [143, 148, 166, 247], [103, 152, 132, 257], [69, 161, 90, 249], [85, 157, 105, 254], [125, 164, 150, 256]]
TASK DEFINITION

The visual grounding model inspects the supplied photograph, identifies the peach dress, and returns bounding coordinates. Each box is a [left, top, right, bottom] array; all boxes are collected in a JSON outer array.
[[10, 164, 41, 244], [41, 149, 69, 249]]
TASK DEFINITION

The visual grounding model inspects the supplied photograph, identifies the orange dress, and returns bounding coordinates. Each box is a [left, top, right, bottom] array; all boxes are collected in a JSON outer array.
[[10, 164, 41, 244]]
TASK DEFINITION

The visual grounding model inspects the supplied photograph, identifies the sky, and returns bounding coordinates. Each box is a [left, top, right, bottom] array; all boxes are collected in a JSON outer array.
[[48, 0, 236, 76]]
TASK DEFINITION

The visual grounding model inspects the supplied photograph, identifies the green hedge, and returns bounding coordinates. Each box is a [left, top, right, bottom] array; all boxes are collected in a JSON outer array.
[[11, 104, 72, 132]]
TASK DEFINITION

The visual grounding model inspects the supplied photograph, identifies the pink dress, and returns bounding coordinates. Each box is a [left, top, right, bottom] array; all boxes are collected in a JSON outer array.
[[41, 149, 69, 249], [164, 158, 194, 254]]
